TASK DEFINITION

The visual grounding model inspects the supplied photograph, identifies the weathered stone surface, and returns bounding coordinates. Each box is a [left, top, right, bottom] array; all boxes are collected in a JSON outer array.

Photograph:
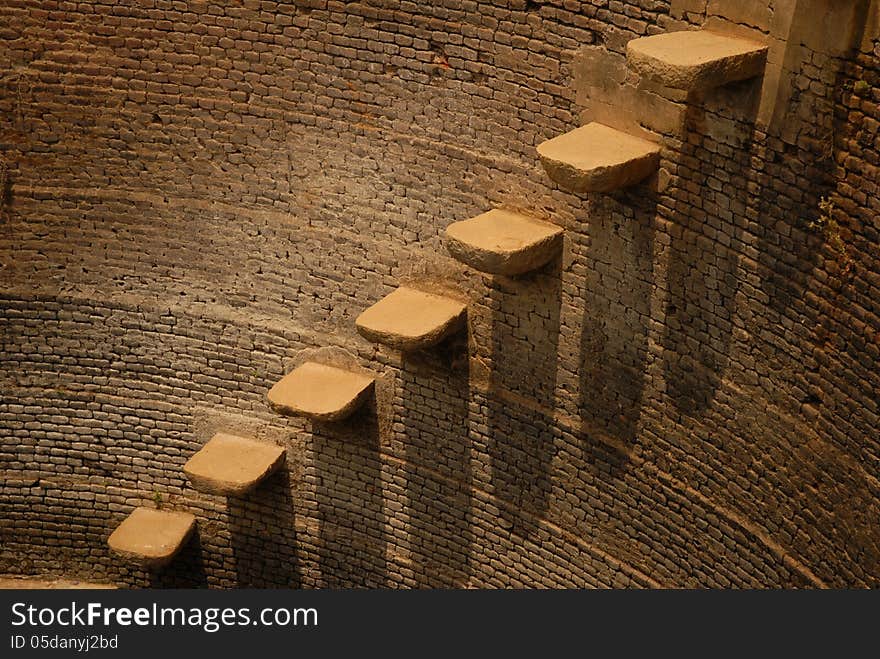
[[671, 0, 709, 20], [627, 30, 768, 91], [706, 0, 771, 33], [356, 287, 467, 351], [537, 122, 661, 193], [183, 433, 286, 496], [267, 361, 374, 421], [445, 209, 563, 276], [107, 508, 196, 569], [573, 46, 688, 137]]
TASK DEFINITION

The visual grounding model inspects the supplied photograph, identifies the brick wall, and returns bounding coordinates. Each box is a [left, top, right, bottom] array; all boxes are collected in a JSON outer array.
[[1, 0, 877, 587]]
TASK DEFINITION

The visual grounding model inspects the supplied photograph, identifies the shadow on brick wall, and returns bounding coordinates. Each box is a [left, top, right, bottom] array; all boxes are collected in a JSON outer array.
[[753, 74, 850, 318], [755, 2, 871, 322], [227, 470, 300, 588], [309, 405, 387, 588], [486, 260, 561, 537], [661, 83, 757, 416], [488, 398, 557, 539], [148, 534, 208, 588], [400, 339, 473, 587], [580, 189, 655, 446], [749, 22, 880, 586]]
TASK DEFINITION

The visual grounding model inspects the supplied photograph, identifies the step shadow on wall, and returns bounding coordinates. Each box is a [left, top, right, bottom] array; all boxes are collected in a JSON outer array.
[[400, 339, 473, 588], [309, 405, 387, 588], [227, 469, 300, 588], [749, 2, 880, 586], [486, 261, 562, 538], [147, 534, 208, 588], [753, 3, 870, 328], [580, 188, 655, 448], [661, 80, 760, 416]]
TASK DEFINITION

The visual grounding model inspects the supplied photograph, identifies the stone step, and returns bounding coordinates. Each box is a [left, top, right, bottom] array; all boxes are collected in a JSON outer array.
[[183, 433, 286, 496], [356, 286, 467, 351], [267, 361, 375, 421], [537, 122, 661, 193], [107, 507, 196, 569], [627, 30, 768, 92], [445, 209, 563, 276]]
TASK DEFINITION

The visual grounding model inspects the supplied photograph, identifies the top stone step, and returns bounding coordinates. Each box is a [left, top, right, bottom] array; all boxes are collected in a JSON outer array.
[[627, 30, 768, 92]]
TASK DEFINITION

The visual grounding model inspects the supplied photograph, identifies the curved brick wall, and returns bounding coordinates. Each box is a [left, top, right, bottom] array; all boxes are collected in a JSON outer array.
[[1, 1, 878, 588]]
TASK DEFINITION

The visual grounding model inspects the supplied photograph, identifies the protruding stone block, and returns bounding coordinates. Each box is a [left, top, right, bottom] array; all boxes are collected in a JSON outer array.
[[445, 209, 563, 276], [267, 361, 375, 421], [356, 286, 467, 351], [183, 433, 286, 496], [627, 30, 768, 91], [537, 122, 661, 193], [107, 508, 196, 569]]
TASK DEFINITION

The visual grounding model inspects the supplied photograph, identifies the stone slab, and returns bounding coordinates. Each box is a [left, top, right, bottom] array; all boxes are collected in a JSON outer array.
[[445, 209, 563, 276], [267, 361, 375, 421], [356, 286, 467, 351], [107, 508, 196, 569], [627, 30, 768, 91], [0, 577, 116, 589], [184, 433, 286, 496], [537, 122, 661, 193]]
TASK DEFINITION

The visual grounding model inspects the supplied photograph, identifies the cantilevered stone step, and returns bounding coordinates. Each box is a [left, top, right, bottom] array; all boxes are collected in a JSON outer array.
[[627, 30, 768, 91], [183, 433, 286, 496], [107, 508, 196, 569], [537, 122, 661, 193], [445, 209, 563, 276], [356, 286, 467, 351], [267, 361, 374, 421]]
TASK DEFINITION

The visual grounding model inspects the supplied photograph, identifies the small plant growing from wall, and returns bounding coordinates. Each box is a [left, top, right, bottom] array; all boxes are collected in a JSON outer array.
[[808, 196, 854, 281], [153, 491, 163, 510]]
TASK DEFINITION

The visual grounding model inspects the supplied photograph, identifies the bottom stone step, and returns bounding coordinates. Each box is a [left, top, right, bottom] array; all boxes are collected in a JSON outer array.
[[107, 507, 196, 569]]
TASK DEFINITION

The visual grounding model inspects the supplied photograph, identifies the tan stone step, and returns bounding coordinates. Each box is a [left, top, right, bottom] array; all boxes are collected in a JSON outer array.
[[356, 286, 467, 351], [107, 507, 196, 569], [627, 30, 768, 91], [445, 209, 563, 276], [537, 122, 661, 193], [267, 361, 374, 421], [184, 433, 285, 496], [0, 576, 116, 590]]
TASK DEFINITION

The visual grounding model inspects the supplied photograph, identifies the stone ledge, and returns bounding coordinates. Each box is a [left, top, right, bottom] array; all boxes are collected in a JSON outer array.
[[183, 433, 286, 496], [107, 508, 196, 569], [537, 122, 661, 193], [356, 286, 467, 351], [267, 361, 374, 421], [0, 577, 117, 590], [627, 30, 768, 91], [445, 209, 563, 276]]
